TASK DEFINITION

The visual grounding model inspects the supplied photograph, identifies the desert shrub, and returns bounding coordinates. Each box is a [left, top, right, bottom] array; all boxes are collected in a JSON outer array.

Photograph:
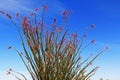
[[0, 5, 108, 80]]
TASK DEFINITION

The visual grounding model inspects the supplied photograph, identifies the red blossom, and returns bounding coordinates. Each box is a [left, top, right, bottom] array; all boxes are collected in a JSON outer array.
[[106, 45, 109, 50], [54, 17, 56, 22], [22, 16, 28, 26], [9, 68, 12, 71], [43, 5, 48, 9], [16, 12, 19, 17], [61, 10, 69, 15], [6, 71, 11, 75], [30, 13, 34, 16], [6, 13, 12, 19], [8, 46, 12, 49], [91, 39, 95, 43], [6, 68, 12, 75], [35, 8, 40, 11], [72, 33, 78, 38], [33, 44, 39, 50], [58, 26, 62, 31], [22, 21, 28, 26], [91, 24, 95, 28], [54, 24, 56, 27], [38, 21, 41, 24], [20, 52, 23, 55], [69, 46, 73, 49], [22, 16, 27, 21]]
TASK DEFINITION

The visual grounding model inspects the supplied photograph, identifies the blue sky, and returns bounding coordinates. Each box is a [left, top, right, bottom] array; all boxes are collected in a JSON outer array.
[[0, 0, 120, 80]]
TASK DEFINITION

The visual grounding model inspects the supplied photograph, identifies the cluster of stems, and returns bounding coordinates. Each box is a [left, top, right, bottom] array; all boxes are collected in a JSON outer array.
[[0, 5, 108, 80]]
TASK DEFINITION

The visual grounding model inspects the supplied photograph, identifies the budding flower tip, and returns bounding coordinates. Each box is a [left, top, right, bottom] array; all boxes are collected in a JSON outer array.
[[43, 5, 48, 9], [9, 68, 12, 71], [106, 45, 109, 50], [34, 8, 40, 11], [91, 24, 95, 28], [91, 39, 95, 43], [8, 46, 12, 49]]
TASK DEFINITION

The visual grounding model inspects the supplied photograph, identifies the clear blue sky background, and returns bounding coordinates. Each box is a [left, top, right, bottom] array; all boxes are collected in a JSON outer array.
[[0, 0, 120, 80]]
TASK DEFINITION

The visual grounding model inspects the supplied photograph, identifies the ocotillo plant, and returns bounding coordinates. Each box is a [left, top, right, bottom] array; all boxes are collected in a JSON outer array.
[[1, 5, 108, 80]]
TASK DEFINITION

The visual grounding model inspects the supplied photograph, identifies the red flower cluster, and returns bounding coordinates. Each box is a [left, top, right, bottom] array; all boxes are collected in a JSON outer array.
[[30, 13, 34, 16], [72, 33, 78, 38], [16, 12, 19, 17], [20, 52, 23, 55], [54, 17, 56, 22], [35, 8, 40, 11], [91, 39, 95, 43], [106, 45, 109, 50], [8, 46, 12, 49], [6, 13, 12, 19], [43, 5, 48, 9], [61, 10, 69, 15], [6, 68, 12, 75], [22, 16, 27, 21], [58, 26, 62, 31], [54, 24, 57, 27], [91, 24, 95, 28], [22, 16, 30, 28]]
